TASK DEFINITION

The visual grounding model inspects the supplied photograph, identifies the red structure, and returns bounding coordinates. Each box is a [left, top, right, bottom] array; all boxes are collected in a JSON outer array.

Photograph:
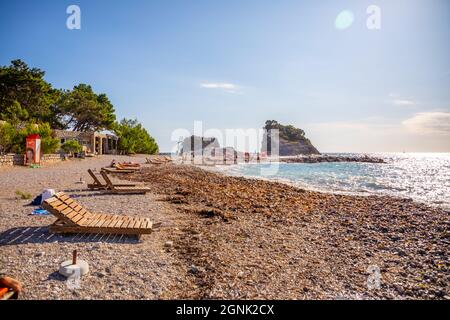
[[25, 134, 41, 165]]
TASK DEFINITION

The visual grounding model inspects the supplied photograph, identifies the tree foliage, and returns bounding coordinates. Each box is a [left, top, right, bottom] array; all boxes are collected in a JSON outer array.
[[263, 119, 319, 155], [264, 120, 306, 141], [61, 140, 82, 154], [0, 121, 16, 153], [114, 118, 159, 155], [0, 59, 160, 155], [0, 122, 59, 154], [0, 60, 117, 132], [57, 84, 116, 131], [0, 59, 60, 125]]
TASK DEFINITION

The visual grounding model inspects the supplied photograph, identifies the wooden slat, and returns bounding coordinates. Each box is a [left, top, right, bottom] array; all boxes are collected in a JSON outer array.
[[55, 203, 68, 212], [66, 209, 82, 220], [133, 219, 142, 228], [49, 200, 63, 208], [118, 217, 130, 228], [68, 204, 83, 212], [113, 217, 126, 228], [61, 207, 74, 216], [45, 197, 59, 203], [67, 201, 78, 209], [121, 217, 130, 228], [68, 209, 88, 223], [94, 215, 108, 227], [106, 215, 120, 227], [87, 218, 101, 227], [77, 214, 93, 226], [58, 194, 70, 201], [100, 219, 112, 227], [128, 218, 137, 228], [126, 218, 136, 228], [72, 212, 88, 224]]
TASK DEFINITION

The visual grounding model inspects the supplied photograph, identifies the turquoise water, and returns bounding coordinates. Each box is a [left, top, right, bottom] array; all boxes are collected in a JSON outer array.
[[218, 153, 450, 210]]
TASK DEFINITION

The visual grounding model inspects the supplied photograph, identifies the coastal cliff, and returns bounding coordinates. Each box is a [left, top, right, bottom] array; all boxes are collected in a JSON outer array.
[[261, 120, 320, 156]]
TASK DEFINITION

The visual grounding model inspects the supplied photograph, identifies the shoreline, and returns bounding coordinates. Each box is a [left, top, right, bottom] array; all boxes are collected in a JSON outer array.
[[202, 162, 450, 212]]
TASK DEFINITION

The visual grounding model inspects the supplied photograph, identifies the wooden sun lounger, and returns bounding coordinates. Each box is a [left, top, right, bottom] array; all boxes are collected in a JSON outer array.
[[114, 163, 140, 170], [102, 167, 136, 174], [118, 162, 141, 167], [42, 192, 153, 236], [87, 169, 136, 190], [100, 170, 151, 194], [146, 158, 167, 165], [108, 160, 140, 168]]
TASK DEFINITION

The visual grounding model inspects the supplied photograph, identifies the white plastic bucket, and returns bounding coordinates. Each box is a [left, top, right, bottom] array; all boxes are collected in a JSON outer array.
[[40, 189, 56, 204]]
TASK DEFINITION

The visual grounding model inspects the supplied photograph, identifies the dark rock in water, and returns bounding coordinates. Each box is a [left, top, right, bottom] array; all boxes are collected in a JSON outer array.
[[261, 120, 320, 156], [281, 155, 385, 164]]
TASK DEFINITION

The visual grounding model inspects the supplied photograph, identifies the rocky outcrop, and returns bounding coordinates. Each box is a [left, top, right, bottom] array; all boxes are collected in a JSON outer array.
[[261, 120, 320, 156], [180, 135, 220, 155], [281, 154, 385, 164]]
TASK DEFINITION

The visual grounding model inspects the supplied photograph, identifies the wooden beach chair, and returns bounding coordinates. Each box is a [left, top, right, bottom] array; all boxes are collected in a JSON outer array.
[[118, 161, 141, 168], [42, 192, 153, 236], [100, 170, 151, 194], [146, 158, 167, 165], [114, 163, 140, 171], [102, 167, 136, 174], [87, 169, 136, 190], [108, 159, 140, 169]]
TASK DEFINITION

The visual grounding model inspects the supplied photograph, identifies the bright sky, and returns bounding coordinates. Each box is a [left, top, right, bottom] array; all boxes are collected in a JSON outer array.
[[1, 0, 449, 152]]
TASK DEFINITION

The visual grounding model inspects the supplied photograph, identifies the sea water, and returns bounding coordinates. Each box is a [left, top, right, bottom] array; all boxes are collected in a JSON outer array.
[[218, 153, 450, 211]]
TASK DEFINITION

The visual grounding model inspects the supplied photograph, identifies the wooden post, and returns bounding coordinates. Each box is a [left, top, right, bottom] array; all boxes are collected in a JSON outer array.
[[72, 250, 77, 265]]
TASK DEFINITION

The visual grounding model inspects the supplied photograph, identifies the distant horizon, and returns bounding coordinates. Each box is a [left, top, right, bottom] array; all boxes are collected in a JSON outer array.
[[1, 0, 449, 153]]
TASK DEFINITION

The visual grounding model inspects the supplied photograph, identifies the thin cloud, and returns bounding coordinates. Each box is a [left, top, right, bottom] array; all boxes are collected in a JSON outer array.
[[200, 82, 240, 93], [402, 112, 450, 135]]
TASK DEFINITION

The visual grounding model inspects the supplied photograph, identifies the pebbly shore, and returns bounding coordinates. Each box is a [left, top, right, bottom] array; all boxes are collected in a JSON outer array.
[[0, 158, 448, 299], [125, 163, 448, 300]]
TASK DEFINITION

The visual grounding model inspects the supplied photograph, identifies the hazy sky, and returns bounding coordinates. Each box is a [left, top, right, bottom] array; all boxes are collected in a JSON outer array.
[[1, 0, 449, 152]]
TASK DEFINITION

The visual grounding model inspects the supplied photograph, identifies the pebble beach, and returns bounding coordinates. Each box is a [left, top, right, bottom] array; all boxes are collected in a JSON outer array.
[[0, 156, 448, 299]]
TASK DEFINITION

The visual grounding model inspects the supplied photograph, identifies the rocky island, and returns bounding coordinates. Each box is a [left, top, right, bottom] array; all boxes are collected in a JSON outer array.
[[261, 120, 320, 156], [261, 120, 384, 163]]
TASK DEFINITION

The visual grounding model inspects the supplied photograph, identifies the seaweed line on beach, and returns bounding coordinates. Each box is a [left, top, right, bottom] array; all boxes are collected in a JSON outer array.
[[123, 163, 449, 299]]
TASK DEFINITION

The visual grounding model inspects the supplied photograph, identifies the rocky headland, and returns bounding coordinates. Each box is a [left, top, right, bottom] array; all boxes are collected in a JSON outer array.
[[261, 120, 320, 156]]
